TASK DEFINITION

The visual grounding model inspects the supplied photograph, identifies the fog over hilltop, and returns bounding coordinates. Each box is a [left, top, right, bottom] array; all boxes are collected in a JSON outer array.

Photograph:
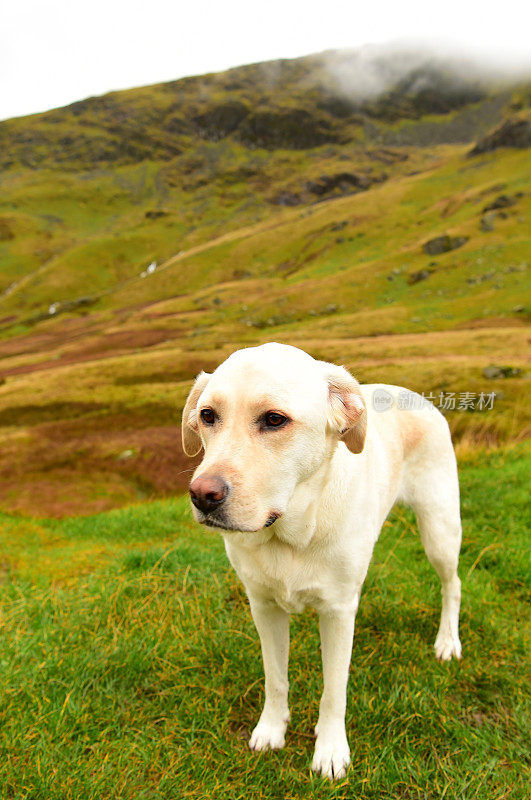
[[238, 40, 531, 110], [319, 41, 531, 104]]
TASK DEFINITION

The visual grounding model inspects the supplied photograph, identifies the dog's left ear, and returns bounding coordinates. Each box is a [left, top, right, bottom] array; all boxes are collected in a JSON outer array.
[[322, 363, 367, 454], [181, 371, 211, 457]]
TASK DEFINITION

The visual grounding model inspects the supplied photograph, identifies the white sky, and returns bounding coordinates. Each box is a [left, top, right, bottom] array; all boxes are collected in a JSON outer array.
[[2, 0, 530, 121]]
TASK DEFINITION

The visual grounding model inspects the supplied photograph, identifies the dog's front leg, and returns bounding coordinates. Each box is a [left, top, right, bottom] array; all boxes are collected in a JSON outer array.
[[313, 603, 357, 779], [247, 595, 290, 752]]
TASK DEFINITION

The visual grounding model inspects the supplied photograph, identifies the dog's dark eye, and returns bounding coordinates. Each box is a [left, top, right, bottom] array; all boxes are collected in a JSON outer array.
[[263, 411, 288, 428], [200, 408, 216, 425]]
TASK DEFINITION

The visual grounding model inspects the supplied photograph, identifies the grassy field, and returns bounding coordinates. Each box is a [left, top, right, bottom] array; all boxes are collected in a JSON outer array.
[[0, 447, 529, 799]]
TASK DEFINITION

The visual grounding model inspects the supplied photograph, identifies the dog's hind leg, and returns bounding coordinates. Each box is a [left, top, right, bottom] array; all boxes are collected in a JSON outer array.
[[417, 502, 462, 660], [402, 454, 462, 661]]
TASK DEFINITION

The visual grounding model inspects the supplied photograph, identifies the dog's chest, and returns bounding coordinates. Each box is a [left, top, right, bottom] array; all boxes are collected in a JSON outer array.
[[226, 537, 337, 613]]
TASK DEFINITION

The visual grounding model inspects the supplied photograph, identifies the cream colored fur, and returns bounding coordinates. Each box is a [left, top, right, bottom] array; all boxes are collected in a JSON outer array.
[[182, 342, 462, 780]]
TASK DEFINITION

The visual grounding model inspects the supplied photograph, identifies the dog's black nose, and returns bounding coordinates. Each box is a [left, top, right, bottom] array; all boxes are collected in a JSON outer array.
[[189, 475, 229, 514]]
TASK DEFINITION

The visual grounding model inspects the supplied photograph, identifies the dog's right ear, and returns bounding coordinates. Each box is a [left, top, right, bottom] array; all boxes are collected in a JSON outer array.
[[181, 371, 211, 457]]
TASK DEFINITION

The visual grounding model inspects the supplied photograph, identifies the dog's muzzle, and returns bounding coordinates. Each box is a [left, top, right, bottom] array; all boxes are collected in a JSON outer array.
[[189, 474, 229, 515]]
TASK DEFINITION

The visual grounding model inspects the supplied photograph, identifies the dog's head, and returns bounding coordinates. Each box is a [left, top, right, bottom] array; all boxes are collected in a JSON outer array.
[[182, 342, 366, 532]]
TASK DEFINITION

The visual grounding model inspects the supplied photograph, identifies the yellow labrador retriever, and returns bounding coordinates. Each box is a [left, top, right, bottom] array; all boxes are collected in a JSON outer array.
[[182, 342, 462, 779]]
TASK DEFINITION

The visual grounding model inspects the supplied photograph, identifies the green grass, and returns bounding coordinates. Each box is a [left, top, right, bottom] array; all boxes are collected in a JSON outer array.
[[0, 447, 529, 799]]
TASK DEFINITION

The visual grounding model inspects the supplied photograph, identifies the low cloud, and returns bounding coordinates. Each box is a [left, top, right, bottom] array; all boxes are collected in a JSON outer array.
[[318, 40, 531, 104]]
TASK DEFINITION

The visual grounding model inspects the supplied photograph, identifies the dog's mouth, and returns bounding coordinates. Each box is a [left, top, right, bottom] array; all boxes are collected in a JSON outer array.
[[198, 510, 282, 533]]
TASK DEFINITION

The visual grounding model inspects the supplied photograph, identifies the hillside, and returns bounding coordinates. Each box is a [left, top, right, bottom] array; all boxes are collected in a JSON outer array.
[[0, 48, 529, 516]]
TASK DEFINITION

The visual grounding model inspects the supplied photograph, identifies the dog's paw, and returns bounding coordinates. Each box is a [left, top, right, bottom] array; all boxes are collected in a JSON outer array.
[[249, 721, 286, 752], [312, 731, 350, 780], [434, 631, 462, 661]]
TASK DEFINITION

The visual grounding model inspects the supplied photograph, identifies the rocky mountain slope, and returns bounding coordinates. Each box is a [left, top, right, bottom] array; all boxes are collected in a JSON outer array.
[[0, 48, 529, 515]]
